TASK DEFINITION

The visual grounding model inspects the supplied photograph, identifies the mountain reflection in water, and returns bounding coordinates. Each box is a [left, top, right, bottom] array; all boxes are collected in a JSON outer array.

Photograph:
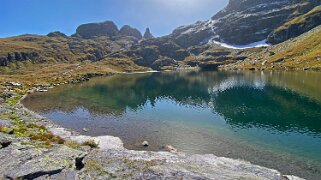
[[23, 71, 321, 180]]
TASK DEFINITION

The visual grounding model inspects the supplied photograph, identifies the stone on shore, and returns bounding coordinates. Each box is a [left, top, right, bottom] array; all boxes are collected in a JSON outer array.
[[142, 141, 149, 147]]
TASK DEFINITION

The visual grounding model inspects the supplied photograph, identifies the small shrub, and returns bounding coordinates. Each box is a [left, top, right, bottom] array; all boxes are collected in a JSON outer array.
[[5, 96, 22, 107], [82, 140, 99, 148], [82, 60, 92, 64], [30, 132, 65, 145]]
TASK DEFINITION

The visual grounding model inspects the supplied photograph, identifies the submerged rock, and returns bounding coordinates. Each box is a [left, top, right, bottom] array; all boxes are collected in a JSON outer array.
[[164, 145, 178, 153]]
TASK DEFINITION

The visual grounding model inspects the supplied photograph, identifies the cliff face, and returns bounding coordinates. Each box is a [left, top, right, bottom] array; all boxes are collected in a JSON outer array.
[[170, 0, 321, 47], [74, 21, 119, 39], [267, 6, 321, 44], [215, 0, 321, 44], [74, 21, 144, 40]]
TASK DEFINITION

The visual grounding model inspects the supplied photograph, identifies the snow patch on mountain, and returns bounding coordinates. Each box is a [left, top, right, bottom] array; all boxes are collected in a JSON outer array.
[[210, 39, 269, 49]]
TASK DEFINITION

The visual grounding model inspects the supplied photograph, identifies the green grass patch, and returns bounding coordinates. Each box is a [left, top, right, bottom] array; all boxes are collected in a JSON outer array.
[[5, 95, 22, 107], [82, 140, 99, 148]]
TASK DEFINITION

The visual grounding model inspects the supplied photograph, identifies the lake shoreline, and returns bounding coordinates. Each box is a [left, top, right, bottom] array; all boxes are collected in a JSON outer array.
[[0, 70, 304, 179]]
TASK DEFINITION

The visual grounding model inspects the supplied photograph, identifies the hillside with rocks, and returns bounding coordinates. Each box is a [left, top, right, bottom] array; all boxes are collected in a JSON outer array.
[[0, 0, 321, 73], [223, 25, 321, 71], [170, 0, 321, 47], [267, 5, 321, 44]]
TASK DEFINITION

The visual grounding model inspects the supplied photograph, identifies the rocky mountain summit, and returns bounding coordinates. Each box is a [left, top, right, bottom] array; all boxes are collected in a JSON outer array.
[[119, 25, 142, 39], [74, 21, 119, 39], [73, 21, 146, 41], [143, 28, 154, 39]]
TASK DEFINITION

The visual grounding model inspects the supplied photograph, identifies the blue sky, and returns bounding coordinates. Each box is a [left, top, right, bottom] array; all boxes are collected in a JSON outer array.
[[0, 0, 228, 38]]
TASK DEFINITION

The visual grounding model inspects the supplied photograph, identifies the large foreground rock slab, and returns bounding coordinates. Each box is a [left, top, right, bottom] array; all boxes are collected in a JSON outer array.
[[80, 149, 303, 180], [3, 145, 86, 179]]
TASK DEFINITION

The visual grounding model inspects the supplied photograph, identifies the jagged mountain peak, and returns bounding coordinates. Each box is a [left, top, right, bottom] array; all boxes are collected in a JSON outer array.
[[143, 28, 154, 39]]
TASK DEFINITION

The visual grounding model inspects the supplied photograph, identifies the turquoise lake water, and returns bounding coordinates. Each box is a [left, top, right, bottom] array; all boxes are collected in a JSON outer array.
[[23, 71, 321, 179]]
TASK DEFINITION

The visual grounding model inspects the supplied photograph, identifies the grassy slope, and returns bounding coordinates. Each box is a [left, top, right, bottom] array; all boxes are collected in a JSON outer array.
[[229, 25, 321, 70], [0, 34, 149, 86], [276, 6, 321, 31], [0, 35, 76, 61]]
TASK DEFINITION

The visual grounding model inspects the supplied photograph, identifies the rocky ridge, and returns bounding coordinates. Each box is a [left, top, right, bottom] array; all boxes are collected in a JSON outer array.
[[1, 0, 321, 73], [73, 21, 120, 39]]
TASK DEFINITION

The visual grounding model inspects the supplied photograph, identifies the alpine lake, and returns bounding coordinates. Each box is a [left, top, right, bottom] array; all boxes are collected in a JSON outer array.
[[22, 70, 321, 180]]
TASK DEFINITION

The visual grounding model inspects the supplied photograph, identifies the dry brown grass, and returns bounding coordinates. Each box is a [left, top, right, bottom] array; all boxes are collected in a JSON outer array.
[[0, 59, 149, 86], [232, 26, 321, 70]]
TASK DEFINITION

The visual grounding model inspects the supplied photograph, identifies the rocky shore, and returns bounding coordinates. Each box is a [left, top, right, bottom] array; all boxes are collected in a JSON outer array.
[[0, 81, 303, 179]]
